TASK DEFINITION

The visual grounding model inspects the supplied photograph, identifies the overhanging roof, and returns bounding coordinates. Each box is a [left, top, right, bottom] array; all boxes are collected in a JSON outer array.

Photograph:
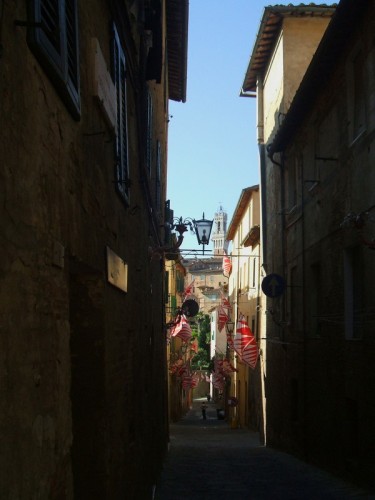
[[166, 0, 189, 102], [240, 4, 336, 96]]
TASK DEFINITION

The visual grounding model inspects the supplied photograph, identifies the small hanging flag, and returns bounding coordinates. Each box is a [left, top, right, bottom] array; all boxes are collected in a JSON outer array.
[[217, 305, 229, 332], [222, 252, 232, 277], [170, 315, 192, 343], [233, 315, 258, 369]]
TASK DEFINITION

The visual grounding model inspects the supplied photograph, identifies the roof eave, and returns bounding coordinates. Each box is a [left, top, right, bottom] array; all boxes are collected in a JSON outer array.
[[240, 4, 337, 96]]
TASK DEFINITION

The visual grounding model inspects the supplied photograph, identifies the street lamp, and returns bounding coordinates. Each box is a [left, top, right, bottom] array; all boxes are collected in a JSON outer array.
[[194, 213, 213, 255], [226, 320, 235, 335], [149, 211, 214, 259]]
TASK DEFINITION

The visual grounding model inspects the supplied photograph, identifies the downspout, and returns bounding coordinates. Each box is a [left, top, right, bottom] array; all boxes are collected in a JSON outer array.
[[259, 145, 267, 266], [301, 157, 307, 461], [256, 76, 267, 268]]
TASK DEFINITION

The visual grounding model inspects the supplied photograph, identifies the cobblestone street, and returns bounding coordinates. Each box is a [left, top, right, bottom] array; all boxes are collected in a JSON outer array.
[[155, 399, 375, 500]]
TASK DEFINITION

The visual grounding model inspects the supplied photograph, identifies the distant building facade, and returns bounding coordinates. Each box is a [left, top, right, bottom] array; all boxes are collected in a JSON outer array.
[[182, 258, 228, 316]]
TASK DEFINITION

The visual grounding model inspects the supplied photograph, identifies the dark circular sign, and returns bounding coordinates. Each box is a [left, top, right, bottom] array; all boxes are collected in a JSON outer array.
[[181, 298, 199, 317], [228, 396, 238, 407], [261, 273, 286, 298]]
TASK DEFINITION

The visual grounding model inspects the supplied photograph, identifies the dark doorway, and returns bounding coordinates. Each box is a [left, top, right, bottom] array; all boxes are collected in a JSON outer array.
[[69, 259, 106, 498]]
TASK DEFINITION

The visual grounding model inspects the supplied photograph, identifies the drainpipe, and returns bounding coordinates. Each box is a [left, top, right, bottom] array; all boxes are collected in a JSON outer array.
[[256, 76, 264, 145], [256, 76, 268, 267], [259, 145, 267, 266], [301, 157, 308, 461]]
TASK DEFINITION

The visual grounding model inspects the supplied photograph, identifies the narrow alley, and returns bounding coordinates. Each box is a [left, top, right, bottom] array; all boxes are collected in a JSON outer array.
[[155, 398, 375, 500]]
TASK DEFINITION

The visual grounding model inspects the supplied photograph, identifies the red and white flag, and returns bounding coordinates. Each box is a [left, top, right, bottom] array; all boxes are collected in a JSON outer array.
[[221, 358, 238, 375], [191, 373, 199, 388], [170, 315, 192, 343], [177, 364, 189, 379], [222, 252, 232, 277], [217, 305, 229, 332], [190, 338, 199, 353], [233, 316, 258, 369], [221, 293, 232, 311], [183, 279, 195, 297], [242, 338, 258, 369], [182, 375, 193, 389], [212, 372, 225, 390]]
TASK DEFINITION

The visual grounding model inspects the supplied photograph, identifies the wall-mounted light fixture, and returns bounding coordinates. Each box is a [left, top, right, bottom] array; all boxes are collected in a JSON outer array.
[[149, 212, 213, 259], [225, 320, 235, 335]]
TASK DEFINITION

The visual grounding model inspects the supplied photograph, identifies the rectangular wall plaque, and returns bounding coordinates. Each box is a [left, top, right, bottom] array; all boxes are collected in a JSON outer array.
[[106, 246, 128, 293]]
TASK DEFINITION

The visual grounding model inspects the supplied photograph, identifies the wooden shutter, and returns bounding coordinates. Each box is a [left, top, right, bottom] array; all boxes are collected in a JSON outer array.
[[65, 0, 80, 99], [112, 24, 130, 205], [27, 0, 80, 119], [146, 90, 153, 176], [155, 140, 161, 211]]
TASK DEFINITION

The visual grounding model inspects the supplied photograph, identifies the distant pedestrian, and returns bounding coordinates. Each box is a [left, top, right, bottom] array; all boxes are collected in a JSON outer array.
[[201, 402, 207, 420], [206, 393, 211, 402]]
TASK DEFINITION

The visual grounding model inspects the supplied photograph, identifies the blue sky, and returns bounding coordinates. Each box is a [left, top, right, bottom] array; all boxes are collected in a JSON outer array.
[[167, 0, 335, 252]]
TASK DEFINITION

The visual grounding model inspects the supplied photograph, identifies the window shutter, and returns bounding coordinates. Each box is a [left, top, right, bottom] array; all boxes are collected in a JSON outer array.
[[65, 0, 80, 97], [112, 24, 130, 205], [27, 0, 80, 119], [155, 140, 161, 211], [146, 90, 153, 176], [40, 0, 61, 53]]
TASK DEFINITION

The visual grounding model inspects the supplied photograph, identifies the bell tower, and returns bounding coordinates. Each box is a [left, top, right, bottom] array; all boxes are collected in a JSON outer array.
[[211, 205, 228, 256]]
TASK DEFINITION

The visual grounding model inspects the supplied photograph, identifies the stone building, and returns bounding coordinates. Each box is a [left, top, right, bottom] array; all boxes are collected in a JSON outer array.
[[225, 185, 262, 432], [0, 0, 188, 498], [242, 0, 375, 489]]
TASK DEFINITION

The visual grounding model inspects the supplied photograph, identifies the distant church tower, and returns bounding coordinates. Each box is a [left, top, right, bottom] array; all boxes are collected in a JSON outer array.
[[211, 205, 228, 256]]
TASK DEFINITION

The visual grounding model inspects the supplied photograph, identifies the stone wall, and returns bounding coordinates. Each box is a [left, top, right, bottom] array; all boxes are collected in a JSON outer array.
[[0, 1, 170, 497]]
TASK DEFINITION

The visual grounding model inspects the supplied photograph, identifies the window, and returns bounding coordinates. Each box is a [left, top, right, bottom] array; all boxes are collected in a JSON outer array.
[[287, 156, 301, 209], [289, 265, 299, 330], [314, 105, 339, 184], [308, 262, 321, 337], [164, 271, 169, 304], [112, 24, 130, 205], [347, 46, 366, 143], [344, 246, 363, 339], [243, 262, 247, 289], [252, 258, 256, 288], [27, 0, 80, 119], [155, 140, 161, 212], [146, 90, 153, 176], [353, 51, 366, 138]]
